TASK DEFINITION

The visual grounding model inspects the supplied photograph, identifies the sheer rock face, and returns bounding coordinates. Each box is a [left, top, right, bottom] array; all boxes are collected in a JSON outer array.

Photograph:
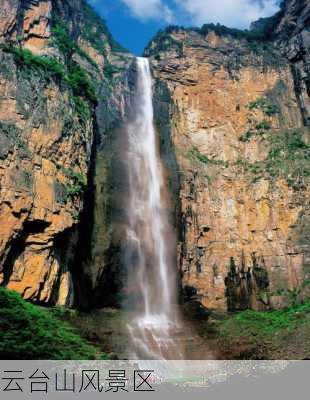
[[0, 0, 309, 314], [0, 0, 132, 306], [274, 0, 310, 125], [148, 21, 309, 311]]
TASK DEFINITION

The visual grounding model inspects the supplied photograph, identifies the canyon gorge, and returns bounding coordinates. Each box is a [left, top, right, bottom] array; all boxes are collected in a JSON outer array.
[[0, 0, 309, 359]]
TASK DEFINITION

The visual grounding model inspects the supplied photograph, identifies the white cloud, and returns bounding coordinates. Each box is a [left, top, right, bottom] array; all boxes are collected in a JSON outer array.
[[120, 0, 174, 22], [174, 0, 279, 28], [88, 0, 279, 29]]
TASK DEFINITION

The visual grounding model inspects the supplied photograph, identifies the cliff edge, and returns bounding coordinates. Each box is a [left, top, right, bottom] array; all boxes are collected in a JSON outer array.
[[147, 0, 310, 311]]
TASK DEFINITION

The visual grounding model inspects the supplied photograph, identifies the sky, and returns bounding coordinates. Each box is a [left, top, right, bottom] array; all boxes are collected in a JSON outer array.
[[88, 0, 280, 55]]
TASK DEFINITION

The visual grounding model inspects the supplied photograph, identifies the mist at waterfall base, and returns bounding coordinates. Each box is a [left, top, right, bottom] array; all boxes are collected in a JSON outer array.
[[118, 57, 183, 359]]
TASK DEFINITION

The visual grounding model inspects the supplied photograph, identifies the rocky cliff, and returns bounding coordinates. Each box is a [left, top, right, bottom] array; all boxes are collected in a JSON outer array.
[[274, 0, 310, 125], [0, 0, 132, 306], [0, 0, 309, 314], [147, 0, 310, 311]]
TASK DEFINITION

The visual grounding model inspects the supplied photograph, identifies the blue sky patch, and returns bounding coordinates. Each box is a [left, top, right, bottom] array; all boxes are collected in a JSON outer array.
[[88, 0, 280, 55]]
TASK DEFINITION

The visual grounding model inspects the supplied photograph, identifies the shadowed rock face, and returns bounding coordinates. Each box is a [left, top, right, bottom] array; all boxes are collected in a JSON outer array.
[[0, 0, 132, 306], [274, 0, 310, 125], [147, 7, 310, 311]]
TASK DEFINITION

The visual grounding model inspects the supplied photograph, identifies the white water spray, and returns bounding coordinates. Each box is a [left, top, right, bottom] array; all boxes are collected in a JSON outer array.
[[124, 57, 183, 359]]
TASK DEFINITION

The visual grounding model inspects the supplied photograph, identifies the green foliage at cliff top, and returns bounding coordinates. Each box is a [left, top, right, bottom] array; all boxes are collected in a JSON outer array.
[[149, 16, 278, 52], [148, 28, 183, 54], [199, 21, 276, 41], [147, 14, 281, 56], [0, 287, 106, 360], [81, 2, 129, 54]]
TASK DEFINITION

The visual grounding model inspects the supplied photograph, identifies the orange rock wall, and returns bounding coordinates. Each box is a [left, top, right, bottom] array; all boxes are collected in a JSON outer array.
[[0, 0, 131, 305], [150, 29, 310, 311]]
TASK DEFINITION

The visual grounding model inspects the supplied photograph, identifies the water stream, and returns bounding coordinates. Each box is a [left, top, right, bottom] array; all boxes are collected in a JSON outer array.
[[124, 57, 184, 359]]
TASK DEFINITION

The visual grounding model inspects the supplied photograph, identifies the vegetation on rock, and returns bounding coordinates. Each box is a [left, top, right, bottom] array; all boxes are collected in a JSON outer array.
[[2, 44, 97, 127], [187, 147, 229, 168], [2, 45, 65, 79], [81, 2, 128, 54], [66, 63, 97, 103], [52, 22, 99, 70], [247, 97, 279, 116], [146, 14, 282, 57], [238, 129, 310, 188], [148, 28, 183, 56], [212, 300, 310, 359], [0, 288, 106, 359], [198, 20, 278, 41], [55, 167, 87, 203]]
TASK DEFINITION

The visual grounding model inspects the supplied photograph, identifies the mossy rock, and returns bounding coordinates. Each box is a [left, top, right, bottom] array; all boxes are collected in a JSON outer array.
[[0, 287, 106, 360]]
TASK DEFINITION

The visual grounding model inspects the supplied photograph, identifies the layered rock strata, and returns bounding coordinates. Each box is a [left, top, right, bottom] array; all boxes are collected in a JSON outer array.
[[0, 0, 132, 305], [147, 2, 310, 311]]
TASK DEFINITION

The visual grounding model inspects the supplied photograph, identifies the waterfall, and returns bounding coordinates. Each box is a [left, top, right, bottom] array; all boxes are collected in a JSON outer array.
[[124, 57, 183, 359]]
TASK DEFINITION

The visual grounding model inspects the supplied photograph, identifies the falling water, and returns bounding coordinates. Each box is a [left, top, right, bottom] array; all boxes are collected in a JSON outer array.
[[124, 57, 183, 359]]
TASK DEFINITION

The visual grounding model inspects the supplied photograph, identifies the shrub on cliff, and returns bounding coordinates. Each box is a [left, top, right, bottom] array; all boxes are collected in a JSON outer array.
[[199, 21, 278, 41], [2, 45, 97, 114], [147, 29, 183, 56], [66, 64, 97, 103], [52, 23, 99, 70], [0, 288, 106, 359], [81, 2, 128, 54], [2, 45, 65, 80]]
